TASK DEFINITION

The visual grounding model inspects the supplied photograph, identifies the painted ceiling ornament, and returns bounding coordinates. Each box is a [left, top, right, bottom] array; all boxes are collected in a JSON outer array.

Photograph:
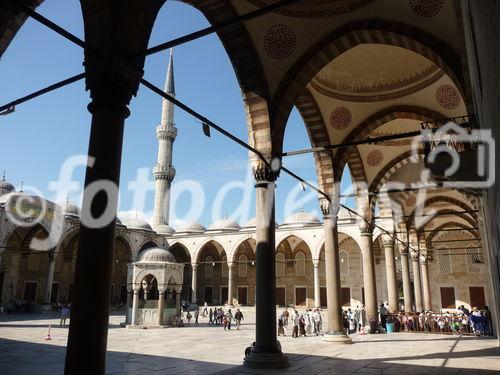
[[366, 149, 384, 167], [263, 24, 297, 61], [409, 0, 445, 18], [436, 84, 461, 110], [245, 0, 375, 18], [329, 106, 352, 130]]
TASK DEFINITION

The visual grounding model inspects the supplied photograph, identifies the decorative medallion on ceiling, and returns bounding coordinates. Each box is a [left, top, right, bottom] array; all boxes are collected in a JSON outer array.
[[329, 106, 352, 130], [366, 149, 384, 167], [409, 0, 445, 18], [264, 24, 297, 60], [436, 84, 461, 110], [245, 0, 375, 18]]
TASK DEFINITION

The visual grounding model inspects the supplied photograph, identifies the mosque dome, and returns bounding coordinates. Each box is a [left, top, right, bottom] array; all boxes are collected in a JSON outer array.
[[0, 178, 15, 197], [207, 217, 241, 232], [154, 223, 176, 236], [177, 220, 206, 234], [138, 247, 176, 263], [282, 210, 321, 227], [123, 218, 153, 232], [63, 201, 80, 218]]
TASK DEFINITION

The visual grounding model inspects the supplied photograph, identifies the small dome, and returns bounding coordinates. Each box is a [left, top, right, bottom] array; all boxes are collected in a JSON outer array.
[[208, 217, 241, 232], [138, 247, 176, 263], [124, 218, 153, 232], [154, 223, 176, 236], [63, 201, 80, 217], [0, 179, 15, 197], [177, 220, 206, 234], [282, 210, 321, 227]]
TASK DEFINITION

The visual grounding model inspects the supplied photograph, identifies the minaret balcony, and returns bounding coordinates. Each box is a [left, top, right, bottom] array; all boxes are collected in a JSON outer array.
[[156, 125, 177, 140], [153, 165, 176, 181]]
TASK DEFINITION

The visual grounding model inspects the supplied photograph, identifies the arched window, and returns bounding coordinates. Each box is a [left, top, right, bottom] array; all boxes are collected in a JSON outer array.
[[295, 251, 305, 276], [238, 254, 248, 277], [221, 255, 228, 277], [276, 252, 285, 276], [340, 250, 349, 276], [437, 248, 452, 274], [466, 247, 481, 274], [205, 256, 214, 278]]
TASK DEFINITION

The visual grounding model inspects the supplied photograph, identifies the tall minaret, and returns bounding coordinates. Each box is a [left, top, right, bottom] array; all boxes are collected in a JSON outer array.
[[152, 48, 177, 232]]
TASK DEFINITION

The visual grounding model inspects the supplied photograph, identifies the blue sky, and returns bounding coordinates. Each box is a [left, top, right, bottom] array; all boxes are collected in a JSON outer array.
[[0, 1, 353, 227]]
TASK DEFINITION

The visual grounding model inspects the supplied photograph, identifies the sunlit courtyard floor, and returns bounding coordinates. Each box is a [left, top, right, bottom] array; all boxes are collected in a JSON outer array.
[[1, 307, 499, 374]]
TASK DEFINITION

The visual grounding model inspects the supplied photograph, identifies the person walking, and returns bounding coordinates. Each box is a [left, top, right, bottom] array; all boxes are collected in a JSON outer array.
[[60, 304, 70, 327], [234, 308, 244, 330], [299, 314, 307, 337], [278, 317, 285, 336], [305, 309, 313, 335], [283, 308, 289, 328], [379, 303, 388, 329], [292, 310, 300, 338], [313, 309, 322, 335], [203, 302, 208, 315], [194, 308, 199, 325], [354, 305, 361, 332], [225, 309, 233, 330], [208, 308, 213, 324]]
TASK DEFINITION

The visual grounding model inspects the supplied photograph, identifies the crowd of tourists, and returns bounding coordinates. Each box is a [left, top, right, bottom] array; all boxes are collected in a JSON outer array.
[[278, 308, 323, 338], [182, 302, 244, 331], [385, 305, 493, 336]]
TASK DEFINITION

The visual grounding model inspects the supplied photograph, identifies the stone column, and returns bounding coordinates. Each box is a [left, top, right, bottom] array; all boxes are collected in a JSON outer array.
[[244, 162, 288, 368], [131, 289, 139, 325], [175, 287, 182, 316], [359, 227, 378, 324], [44, 251, 56, 304], [191, 264, 198, 303], [400, 249, 413, 312], [382, 236, 398, 313], [313, 260, 321, 308], [227, 263, 234, 306], [157, 288, 165, 326], [412, 254, 423, 312], [321, 200, 352, 343], [420, 258, 431, 311], [63, 4, 164, 373]]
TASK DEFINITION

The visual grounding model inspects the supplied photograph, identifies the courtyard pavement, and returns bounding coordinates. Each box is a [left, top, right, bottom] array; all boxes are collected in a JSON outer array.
[[0, 307, 499, 374]]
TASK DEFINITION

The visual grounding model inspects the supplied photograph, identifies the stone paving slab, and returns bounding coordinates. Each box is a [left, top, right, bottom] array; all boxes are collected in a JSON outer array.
[[0, 309, 499, 374]]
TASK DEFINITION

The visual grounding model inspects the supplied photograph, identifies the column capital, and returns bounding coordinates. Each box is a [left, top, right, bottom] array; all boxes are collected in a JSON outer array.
[[227, 262, 234, 270], [359, 223, 374, 236], [191, 263, 198, 270], [381, 234, 395, 248], [320, 198, 339, 219], [253, 159, 280, 185]]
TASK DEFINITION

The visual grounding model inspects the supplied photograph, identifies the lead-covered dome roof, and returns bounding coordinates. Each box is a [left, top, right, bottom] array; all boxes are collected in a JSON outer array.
[[207, 217, 241, 232], [177, 220, 206, 234], [124, 217, 153, 232], [282, 210, 321, 227], [138, 247, 176, 263]]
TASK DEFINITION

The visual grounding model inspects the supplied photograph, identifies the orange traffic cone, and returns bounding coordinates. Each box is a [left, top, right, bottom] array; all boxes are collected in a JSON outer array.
[[45, 324, 52, 341]]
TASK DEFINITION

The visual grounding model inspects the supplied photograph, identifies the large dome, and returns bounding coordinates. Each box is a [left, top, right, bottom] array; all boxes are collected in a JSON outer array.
[[123, 217, 153, 232], [154, 223, 176, 236], [0, 191, 23, 205], [282, 211, 321, 227], [138, 247, 176, 263], [208, 217, 241, 232], [242, 217, 279, 229], [177, 220, 206, 234]]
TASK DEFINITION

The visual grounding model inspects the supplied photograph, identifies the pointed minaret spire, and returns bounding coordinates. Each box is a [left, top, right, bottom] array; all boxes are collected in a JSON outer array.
[[153, 49, 177, 231], [164, 48, 175, 94]]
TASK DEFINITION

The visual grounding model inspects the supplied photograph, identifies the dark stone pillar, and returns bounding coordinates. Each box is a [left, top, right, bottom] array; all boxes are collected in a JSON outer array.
[[64, 2, 165, 372], [244, 162, 288, 369]]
